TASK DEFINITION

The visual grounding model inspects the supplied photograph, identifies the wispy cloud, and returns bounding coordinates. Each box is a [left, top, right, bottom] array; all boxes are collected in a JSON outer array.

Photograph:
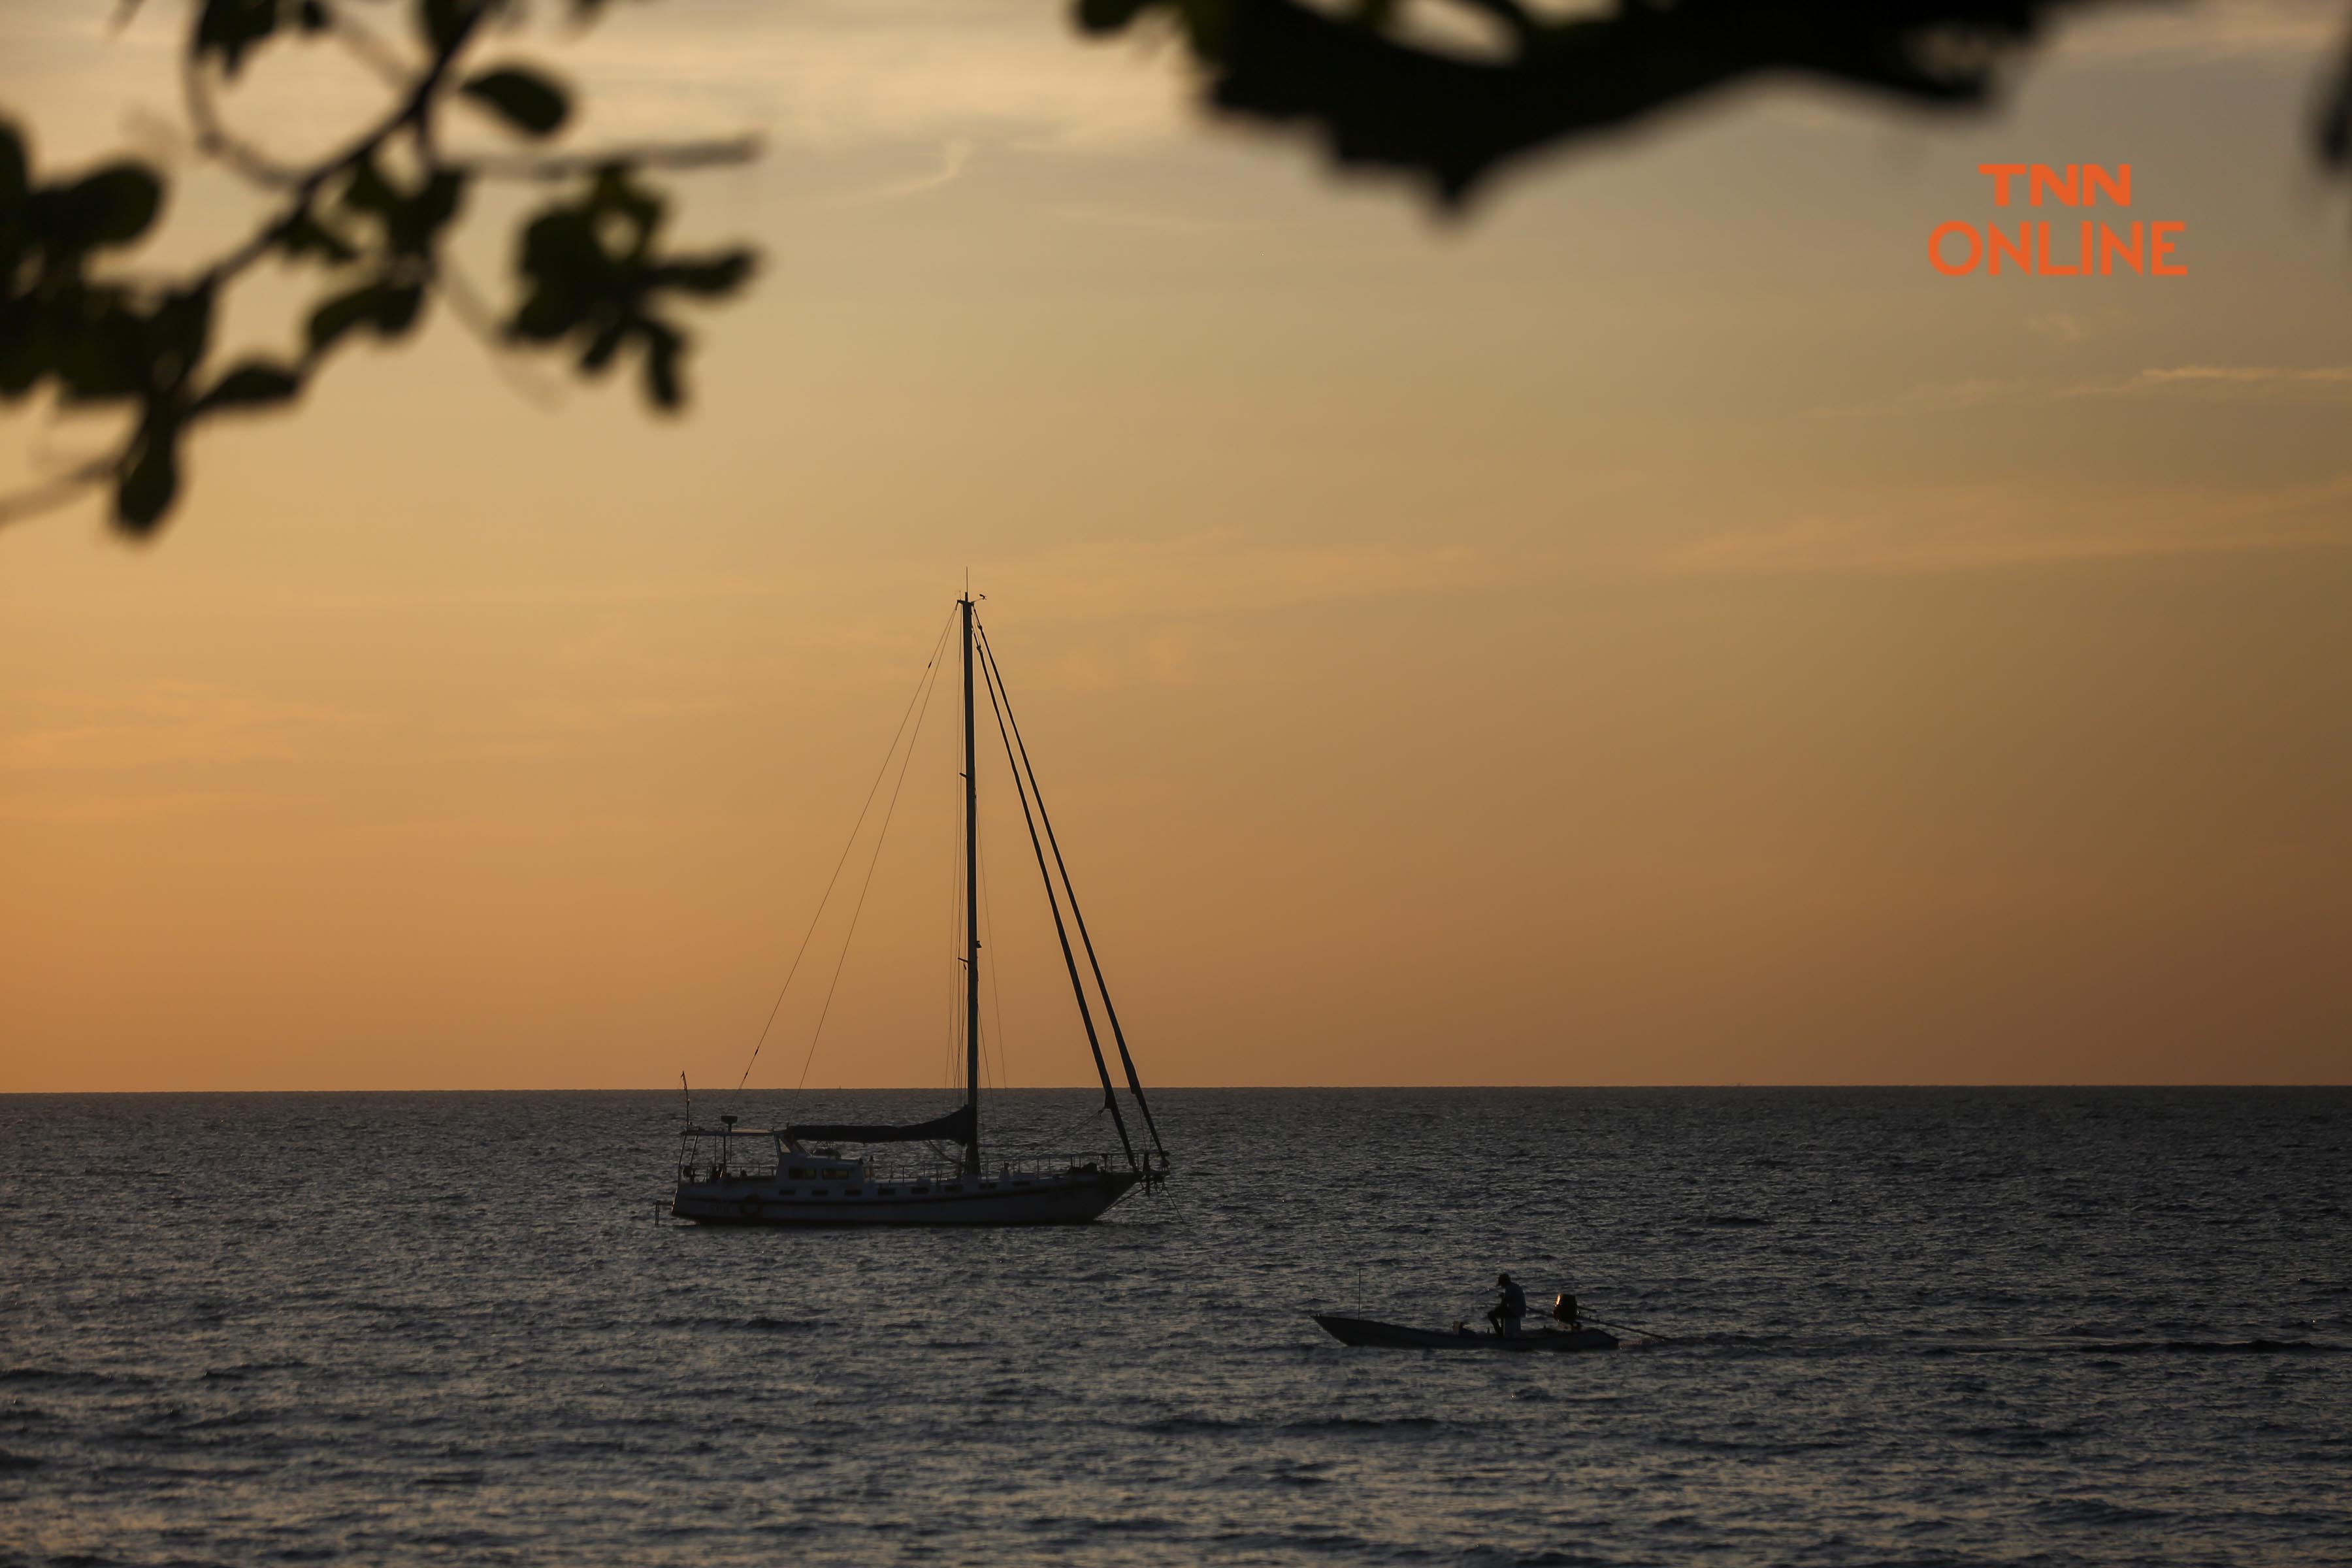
[[1041, 203, 1282, 236], [949, 531, 1501, 687], [841, 139, 973, 204], [196, 532, 1500, 696], [556, 0, 1191, 152], [1656, 472, 2352, 576], [0, 682, 366, 824], [0, 0, 1196, 168], [977, 530, 1492, 624], [2027, 312, 2095, 343], [0, 681, 365, 774], [2114, 364, 2352, 395], [2052, 0, 2347, 64], [1821, 364, 2352, 416]]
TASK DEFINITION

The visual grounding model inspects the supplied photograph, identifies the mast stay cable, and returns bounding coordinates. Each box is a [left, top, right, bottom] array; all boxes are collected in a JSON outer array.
[[792, 640, 950, 1098], [732, 606, 956, 1094], [975, 619, 1166, 1160], [977, 625, 1136, 1170]]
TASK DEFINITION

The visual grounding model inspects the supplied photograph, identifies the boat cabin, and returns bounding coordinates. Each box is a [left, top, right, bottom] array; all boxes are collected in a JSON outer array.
[[676, 1113, 1122, 1191], [675, 1116, 867, 1185]]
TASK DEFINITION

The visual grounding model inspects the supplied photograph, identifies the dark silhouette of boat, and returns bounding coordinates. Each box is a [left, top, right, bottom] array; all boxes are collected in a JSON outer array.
[[671, 592, 1168, 1226], [1313, 1314, 1618, 1351]]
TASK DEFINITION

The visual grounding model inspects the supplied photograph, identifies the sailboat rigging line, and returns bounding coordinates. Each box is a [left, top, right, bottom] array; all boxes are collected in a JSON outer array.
[[977, 632, 1137, 1171], [792, 625, 952, 1098], [974, 621, 1166, 1160], [735, 606, 957, 1094]]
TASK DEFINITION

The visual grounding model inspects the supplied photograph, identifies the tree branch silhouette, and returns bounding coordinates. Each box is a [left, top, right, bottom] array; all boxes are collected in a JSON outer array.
[[13, 0, 2352, 543], [1075, 0, 2352, 211], [1077, 0, 2114, 204], [1, 0, 759, 537]]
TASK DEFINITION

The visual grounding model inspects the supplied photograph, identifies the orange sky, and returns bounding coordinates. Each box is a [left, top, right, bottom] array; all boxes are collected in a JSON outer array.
[[4, 1, 2350, 1090]]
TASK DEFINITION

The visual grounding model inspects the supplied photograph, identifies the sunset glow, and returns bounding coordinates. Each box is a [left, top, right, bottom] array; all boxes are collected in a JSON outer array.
[[5, 0, 2348, 1090]]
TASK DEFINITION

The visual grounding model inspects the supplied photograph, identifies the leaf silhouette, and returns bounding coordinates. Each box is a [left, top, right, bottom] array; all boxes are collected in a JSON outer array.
[[461, 67, 572, 139]]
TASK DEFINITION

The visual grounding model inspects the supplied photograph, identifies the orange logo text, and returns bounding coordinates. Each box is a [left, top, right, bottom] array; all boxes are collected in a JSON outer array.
[[1931, 165, 2184, 278]]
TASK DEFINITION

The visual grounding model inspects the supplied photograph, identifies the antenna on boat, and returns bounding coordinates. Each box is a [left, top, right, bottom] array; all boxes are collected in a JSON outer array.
[[679, 1073, 691, 1127]]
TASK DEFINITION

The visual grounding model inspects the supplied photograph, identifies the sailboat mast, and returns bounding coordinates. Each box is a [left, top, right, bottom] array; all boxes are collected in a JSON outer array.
[[960, 593, 981, 1176]]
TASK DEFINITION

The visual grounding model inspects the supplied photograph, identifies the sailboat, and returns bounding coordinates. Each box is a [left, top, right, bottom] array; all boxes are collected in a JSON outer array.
[[670, 594, 1168, 1225]]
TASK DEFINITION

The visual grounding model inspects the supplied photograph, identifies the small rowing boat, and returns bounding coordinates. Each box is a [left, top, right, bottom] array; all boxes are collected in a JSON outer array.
[[1311, 1314, 1618, 1352]]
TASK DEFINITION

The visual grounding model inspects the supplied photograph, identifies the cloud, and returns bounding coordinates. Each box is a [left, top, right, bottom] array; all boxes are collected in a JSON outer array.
[[0, 681, 362, 773], [2112, 364, 2352, 395], [1821, 364, 2352, 415], [975, 530, 1493, 625], [555, 0, 1193, 152], [2027, 312, 2095, 343], [1042, 203, 1282, 236], [840, 139, 974, 204], [2051, 0, 2347, 64], [212, 532, 1499, 697], [932, 531, 1500, 687], [1655, 472, 2352, 576], [0, 0, 1196, 173]]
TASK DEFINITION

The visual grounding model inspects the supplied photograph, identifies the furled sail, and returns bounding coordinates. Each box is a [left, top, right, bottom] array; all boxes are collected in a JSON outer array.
[[783, 1103, 976, 1148]]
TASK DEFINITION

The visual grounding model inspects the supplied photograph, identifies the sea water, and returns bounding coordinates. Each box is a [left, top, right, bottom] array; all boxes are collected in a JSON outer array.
[[3, 1088, 2347, 1565]]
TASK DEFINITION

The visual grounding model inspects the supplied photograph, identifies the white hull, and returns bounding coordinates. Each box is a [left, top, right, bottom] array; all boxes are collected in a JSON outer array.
[[673, 1167, 1139, 1226]]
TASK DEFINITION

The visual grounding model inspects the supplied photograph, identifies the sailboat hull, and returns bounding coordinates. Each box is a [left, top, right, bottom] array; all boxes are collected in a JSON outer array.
[[673, 1168, 1139, 1226]]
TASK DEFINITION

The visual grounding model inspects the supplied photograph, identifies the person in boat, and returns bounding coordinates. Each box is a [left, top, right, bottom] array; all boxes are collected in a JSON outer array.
[[1552, 1288, 1581, 1329], [1486, 1273, 1527, 1337]]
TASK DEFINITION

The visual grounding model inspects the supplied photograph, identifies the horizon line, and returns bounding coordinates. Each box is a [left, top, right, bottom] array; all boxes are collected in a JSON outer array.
[[3, 1083, 2345, 1096]]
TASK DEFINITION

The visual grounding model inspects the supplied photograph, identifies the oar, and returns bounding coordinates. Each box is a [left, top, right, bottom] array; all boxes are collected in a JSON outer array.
[[1579, 1315, 1677, 1343]]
